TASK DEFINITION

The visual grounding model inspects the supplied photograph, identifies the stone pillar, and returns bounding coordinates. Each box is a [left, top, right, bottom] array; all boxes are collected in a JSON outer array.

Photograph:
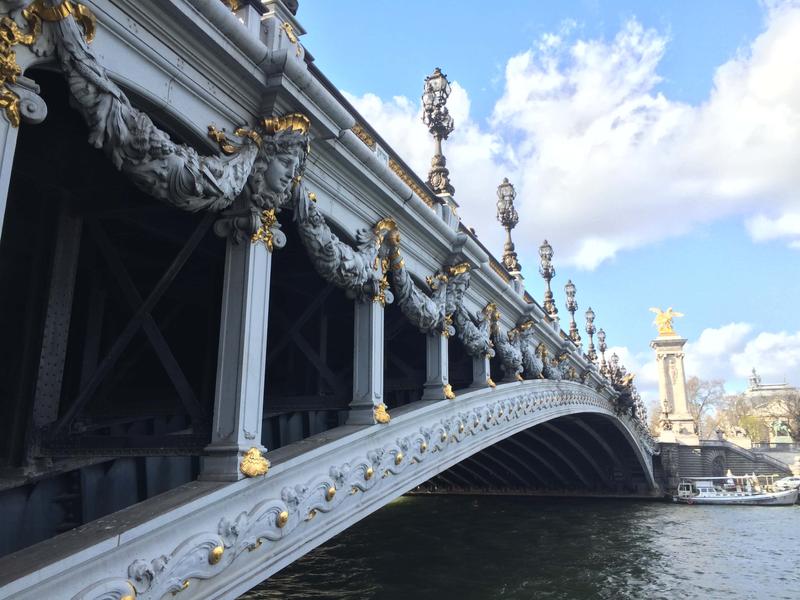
[[652, 334, 698, 444], [347, 299, 384, 425], [201, 238, 272, 481], [422, 332, 449, 400], [0, 118, 20, 240], [471, 354, 492, 389]]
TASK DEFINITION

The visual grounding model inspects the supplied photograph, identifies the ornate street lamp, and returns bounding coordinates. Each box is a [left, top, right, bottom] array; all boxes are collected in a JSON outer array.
[[422, 67, 454, 198], [585, 307, 597, 363], [538, 239, 557, 317], [564, 279, 581, 346], [496, 178, 521, 277], [597, 327, 608, 375]]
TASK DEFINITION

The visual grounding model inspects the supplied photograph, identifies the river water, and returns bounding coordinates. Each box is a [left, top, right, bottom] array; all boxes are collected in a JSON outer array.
[[241, 495, 799, 600]]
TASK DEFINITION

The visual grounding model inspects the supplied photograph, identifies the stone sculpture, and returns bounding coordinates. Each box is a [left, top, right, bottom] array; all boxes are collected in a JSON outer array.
[[514, 321, 544, 379], [486, 303, 523, 381], [384, 227, 451, 335], [52, 12, 310, 247], [293, 186, 391, 304]]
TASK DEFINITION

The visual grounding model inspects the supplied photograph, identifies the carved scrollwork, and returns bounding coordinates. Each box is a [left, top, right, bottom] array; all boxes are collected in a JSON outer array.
[[293, 186, 392, 304], [486, 303, 523, 381]]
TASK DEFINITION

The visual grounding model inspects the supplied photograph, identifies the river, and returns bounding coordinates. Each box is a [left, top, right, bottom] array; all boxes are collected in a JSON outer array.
[[240, 495, 799, 599]]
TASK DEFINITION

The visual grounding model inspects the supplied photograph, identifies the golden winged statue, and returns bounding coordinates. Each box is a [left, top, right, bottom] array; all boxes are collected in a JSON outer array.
[[649, 307, 683, 336]]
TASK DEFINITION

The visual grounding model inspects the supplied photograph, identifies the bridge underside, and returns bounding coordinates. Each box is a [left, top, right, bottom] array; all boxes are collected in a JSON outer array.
[[419, 414, 652, 496]]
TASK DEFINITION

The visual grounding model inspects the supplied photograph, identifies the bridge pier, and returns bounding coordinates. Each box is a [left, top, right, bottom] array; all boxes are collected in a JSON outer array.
[[201, 222, 272, 481], [347, 299, 384, 425], [471, 354, 492, 389], [422, 332, 449, 400]]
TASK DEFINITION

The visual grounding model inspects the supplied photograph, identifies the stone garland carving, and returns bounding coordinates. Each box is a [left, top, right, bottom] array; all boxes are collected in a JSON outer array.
[[485, 303, 523, 381], [53, 15, 256, 211], [49, 11, 310, 247], [513, 321, 544, 379], [446, 265, 494, 359], [293, 185, 392, 304], [73, 383, 653, 600], [383, 227, 451, 335]]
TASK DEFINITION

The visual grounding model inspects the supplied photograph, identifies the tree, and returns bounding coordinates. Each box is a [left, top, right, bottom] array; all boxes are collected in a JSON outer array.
[[717, 393, 765, 442], [648, 399, 662, 436], [685, 376, 725, 439]]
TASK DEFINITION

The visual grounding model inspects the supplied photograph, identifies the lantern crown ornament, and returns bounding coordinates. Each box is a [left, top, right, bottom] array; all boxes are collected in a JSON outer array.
[[496, 178, 522, 277], [538, 239, 557, 317], [585, 306, 598, 362], [422, 67, 455, 197], [564, 279, 581, 346]]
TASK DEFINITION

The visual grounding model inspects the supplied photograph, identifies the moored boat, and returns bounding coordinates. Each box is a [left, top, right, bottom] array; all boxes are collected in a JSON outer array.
[[673, 474, 799, 506]]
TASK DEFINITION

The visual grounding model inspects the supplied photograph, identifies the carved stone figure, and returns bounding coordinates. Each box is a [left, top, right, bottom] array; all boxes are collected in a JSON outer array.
[[486, 303, 522, 381], [54, 16, 257, 211], [384, 228, 450, 335], [293, 187, 390, 304], [445, 264, 494, 358], [52, 14, 309, 245], [514, 321, 543, 379]]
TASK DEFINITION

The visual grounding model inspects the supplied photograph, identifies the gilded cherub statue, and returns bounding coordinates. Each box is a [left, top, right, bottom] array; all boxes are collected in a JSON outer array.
[[649, 307, 684, 336]]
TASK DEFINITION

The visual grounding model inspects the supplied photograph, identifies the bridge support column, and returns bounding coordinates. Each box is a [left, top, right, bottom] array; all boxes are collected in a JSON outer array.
[[0, 117, 20, 240], [470, 354, 492, 389], [201, 235, 272, 481], [347, 299, 384, 425], [422, 333, 449, 400]]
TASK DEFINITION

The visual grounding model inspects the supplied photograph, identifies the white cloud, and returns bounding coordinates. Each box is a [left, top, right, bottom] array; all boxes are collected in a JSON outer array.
[[684, 323, 754, 383], [731, 330, 800, 381], [746, 211, 800, 246], [343, 2, 800, 269], [598, 324, 800, 413]]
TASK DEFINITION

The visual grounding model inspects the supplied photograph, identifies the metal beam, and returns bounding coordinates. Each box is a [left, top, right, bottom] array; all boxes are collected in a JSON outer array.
[[504, 436, 570, 487], [50, 213, 214, 436], [571, 416, 624, 470], [522, 430, 593, 488], [542, 421, 610, 485], [87, 219, 205, 423]]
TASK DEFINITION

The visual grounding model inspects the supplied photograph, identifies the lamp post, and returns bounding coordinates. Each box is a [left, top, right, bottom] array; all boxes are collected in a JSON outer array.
[[564, 279, 581, 347], [597, 327, 608, 376], [585, 307, 597, 363], [538, 239, 557, 317], [496, 178, 522, 277], [421, 67, 454, 199]]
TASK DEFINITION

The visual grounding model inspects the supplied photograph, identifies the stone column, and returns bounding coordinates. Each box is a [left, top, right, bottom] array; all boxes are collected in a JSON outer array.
[[0, 118, 20, 240], [347, 299, 384, 425], [201, 238, 272, 481], [422, 332, 449, 400], [652, 334, 698, 444], [470, 354, 492, 389]]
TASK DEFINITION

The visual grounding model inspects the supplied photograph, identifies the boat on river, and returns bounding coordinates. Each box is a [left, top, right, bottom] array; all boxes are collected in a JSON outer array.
[[674, 474, 799, 505]]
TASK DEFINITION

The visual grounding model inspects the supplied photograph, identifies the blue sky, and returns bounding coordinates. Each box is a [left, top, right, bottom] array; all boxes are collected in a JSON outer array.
[[297, 1, 800, 399]]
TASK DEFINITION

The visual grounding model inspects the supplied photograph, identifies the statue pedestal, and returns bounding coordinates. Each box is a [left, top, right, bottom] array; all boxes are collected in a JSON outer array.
[[652, 333, 699, 445]]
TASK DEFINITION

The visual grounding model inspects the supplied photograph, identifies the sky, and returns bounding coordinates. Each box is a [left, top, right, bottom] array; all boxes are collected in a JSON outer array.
[[295, 0, 800, 405]]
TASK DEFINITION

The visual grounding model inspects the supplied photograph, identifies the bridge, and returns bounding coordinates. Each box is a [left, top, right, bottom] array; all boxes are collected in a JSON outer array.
[[0, 1, 656, 598]]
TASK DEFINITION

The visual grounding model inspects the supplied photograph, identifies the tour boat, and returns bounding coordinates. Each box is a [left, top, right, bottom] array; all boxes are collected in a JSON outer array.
[[673, 474, 799, 506]]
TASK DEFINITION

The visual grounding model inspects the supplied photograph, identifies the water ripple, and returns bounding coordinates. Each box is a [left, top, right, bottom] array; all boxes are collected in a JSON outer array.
[[240, 496, 800, 599]]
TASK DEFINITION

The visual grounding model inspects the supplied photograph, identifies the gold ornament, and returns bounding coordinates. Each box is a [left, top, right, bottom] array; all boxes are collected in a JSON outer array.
[[208, 545, 224, 565], [374, 403, 391, 424], [239, 447, 270, 478]]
